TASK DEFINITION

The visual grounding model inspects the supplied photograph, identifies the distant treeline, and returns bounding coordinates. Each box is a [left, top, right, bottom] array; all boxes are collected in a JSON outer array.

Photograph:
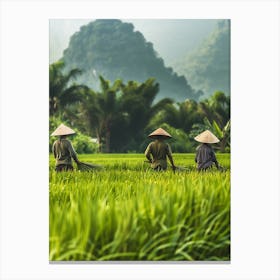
[[49, 60, 230, 153]]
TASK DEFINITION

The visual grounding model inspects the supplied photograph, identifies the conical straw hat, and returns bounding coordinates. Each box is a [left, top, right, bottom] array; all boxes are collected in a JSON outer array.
[[51, 123, 76, 136], [148, 127, 172, 138], [194, 130, 220, 144]]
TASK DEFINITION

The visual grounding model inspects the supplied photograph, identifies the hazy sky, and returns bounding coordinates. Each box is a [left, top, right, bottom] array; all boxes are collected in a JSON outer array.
[[49, 19, 219, 65]]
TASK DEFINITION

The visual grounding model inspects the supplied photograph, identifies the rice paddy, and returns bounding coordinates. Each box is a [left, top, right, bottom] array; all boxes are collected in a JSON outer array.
[[49, 153, 230, 261]]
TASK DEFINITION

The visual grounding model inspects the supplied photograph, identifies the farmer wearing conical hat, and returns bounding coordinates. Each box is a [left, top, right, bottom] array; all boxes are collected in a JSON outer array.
[[145, 128, 176, 171], [51, 123, 81, 172], [194, 130, 221, 171]]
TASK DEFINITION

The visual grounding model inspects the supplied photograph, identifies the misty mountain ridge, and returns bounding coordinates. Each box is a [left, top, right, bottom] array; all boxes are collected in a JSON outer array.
[[62, 19, 202, 101], [173, 20, 230, 98]]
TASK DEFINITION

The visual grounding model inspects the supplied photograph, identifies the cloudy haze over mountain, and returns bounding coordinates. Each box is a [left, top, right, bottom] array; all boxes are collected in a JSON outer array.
[[49, 19, 218, 66], [174, 20, 230, 97], [49, 19, 229, 100]]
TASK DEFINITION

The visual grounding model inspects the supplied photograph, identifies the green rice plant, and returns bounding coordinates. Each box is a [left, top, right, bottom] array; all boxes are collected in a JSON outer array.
[[49, 153, 230, 261]]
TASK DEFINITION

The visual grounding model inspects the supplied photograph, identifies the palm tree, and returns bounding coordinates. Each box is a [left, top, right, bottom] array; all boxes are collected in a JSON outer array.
[[80, 76, 173, 153], [78, 89, 103, 146], [149, 99, 203, 133], [119, 78, 173, 147], [80, 76, 122, 153], [198, 91, 230, 128], [49, 60, 88, 116], [97, 76, 123, 152]]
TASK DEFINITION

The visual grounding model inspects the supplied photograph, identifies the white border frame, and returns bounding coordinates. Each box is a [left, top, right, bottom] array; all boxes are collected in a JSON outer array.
[[1, 1, 279, 279]]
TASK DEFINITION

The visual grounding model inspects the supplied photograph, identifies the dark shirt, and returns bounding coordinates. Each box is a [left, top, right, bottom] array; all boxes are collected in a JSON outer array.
[[52, 139, 78, 166], [195, 143, 218, 170], [145, 140, 173, 170]]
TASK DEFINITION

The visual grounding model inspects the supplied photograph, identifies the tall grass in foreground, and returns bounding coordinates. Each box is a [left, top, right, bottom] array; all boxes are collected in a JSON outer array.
[[49, 154, 230, 261]]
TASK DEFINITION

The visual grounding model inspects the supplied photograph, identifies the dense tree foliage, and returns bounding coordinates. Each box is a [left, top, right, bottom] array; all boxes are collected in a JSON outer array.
[[49, 60, 88, 116], [62, 19, 202, 101], [49, 61, 230, 153], [49, 116, 98, 154], [77, 77, 173, 153], [174, 20, 230, 97]]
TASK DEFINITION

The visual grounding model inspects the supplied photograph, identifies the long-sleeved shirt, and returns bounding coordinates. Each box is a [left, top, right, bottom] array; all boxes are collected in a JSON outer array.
[[145, 140, 173, 170], [52, 139, 78, 166], [195, 143, 219, 170]]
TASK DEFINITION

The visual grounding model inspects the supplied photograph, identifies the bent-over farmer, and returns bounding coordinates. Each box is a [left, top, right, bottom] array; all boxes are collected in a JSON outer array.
[[145, 127, 176, 171], [194, 130, 221, 171], [51, 123, 80, 172]]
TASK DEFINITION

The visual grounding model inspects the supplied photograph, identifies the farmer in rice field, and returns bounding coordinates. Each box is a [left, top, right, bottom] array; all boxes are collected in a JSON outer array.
[[194, 130, 221, 171], [145, 127, 176, 171], [51, 123, 81, 172]]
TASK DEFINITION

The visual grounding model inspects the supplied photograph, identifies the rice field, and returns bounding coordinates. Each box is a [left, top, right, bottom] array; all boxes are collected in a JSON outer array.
[[49, 153, 230, 261]]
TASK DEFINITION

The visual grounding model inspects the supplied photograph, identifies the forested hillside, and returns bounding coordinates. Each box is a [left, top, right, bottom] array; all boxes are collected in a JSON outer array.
[[62, 19, 202, 101], [174, 20, 230, 97]]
